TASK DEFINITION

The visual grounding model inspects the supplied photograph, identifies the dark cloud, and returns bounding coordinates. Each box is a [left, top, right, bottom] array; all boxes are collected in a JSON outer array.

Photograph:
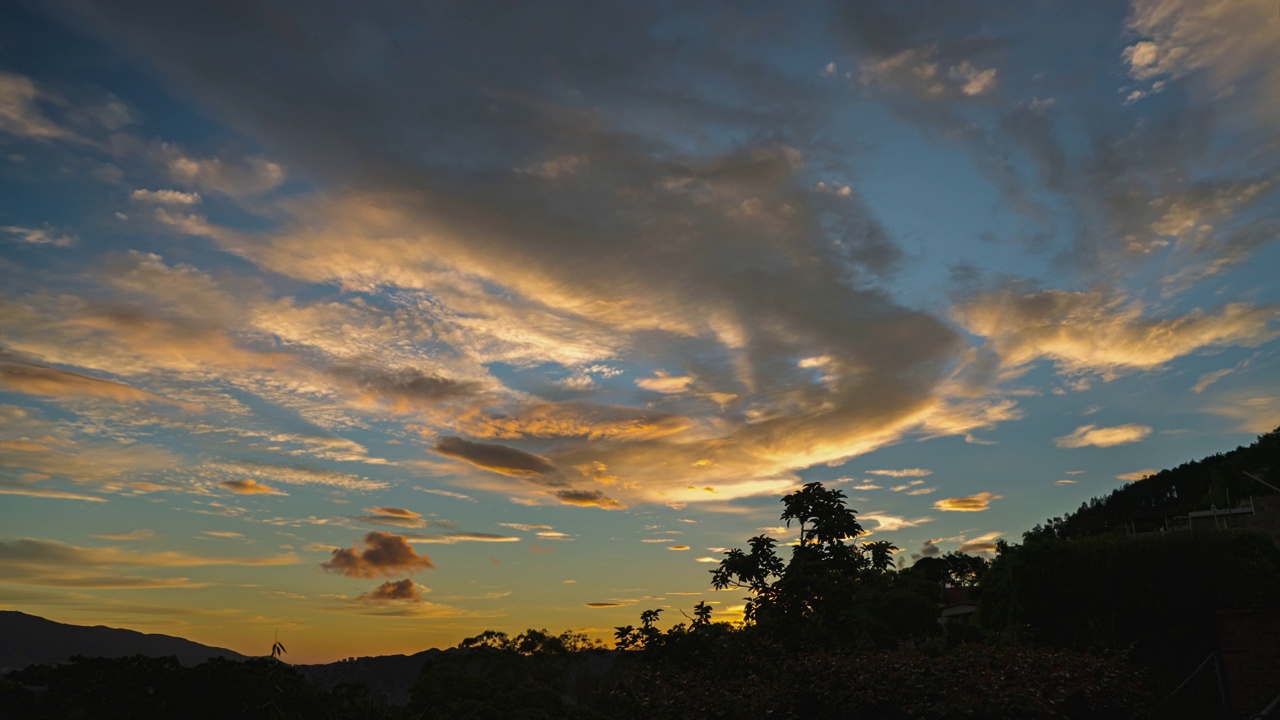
[[0, 354, 192, 408], [434, 436, 555, 476], [584, 602, 628, 608], [356, 578, 423, 603], [330, 365, 482, 408], [320, 531, 434, 578], [553, 489, 625, 510], [909, 538, 941, 562]]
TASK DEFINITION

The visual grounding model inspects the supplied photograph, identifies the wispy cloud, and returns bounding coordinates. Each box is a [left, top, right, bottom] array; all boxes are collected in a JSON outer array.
[[1055, 424, 1152, 449]]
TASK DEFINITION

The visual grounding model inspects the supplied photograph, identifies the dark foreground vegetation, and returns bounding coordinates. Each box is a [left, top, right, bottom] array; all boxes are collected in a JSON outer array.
[[4, 430, 1276, 719]]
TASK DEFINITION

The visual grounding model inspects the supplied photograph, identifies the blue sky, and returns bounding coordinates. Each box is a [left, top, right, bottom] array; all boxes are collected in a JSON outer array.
[[1, 0, 1277, 662]]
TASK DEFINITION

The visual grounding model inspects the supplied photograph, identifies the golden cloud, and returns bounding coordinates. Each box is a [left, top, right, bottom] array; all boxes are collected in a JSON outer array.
[[1055, 424, 1152, 448], [954, 289, 1276, 379], [933, 492, 1003, 512]]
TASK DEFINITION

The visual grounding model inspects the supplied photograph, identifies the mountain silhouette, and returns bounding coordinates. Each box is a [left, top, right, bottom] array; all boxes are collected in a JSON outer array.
[[0, 611, 248, 671]]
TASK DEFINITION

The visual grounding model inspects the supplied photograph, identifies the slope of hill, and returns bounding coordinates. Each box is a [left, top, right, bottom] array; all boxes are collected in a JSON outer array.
[[1027, 428, 1279, 540], [0, 611, 249, 671]]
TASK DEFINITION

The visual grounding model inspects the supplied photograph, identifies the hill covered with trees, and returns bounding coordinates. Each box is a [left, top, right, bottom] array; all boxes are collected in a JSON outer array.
[[1026, 428, 1278, 540]]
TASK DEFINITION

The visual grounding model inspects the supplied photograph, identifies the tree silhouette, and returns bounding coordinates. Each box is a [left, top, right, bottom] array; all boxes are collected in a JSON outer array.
[[708, 481, 933, 647]]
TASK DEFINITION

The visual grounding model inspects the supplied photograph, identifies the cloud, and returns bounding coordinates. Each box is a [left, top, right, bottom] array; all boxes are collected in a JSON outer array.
[[434, 436, 555, 476], [584, 602, 630, 608], [1, 225, 76, 247], [667, 545, 690, 551], [92, 530, 155, 541], [0, 357, 197, 409], [131, 189, 201, 205], [948, 61, 997, 96], [405, 532, 521, 544], [460, 403, 694, 443], [1116, 469, 1157, 482], [210, 461, 387, 491], [0, 72, 85, 142], [355, 506, 428, 528], [1054, 479, 1078, 486], [498, 523, 553, 532], [954, 290, 1277, 380], [0, 487, 107, 502], [219, 478, 285, 495], [860, 513, 932, 532], [1124, 0, 1280, 123], [909, 539, 940, 561], [330, 364, 483, 412], [865, 468, 932, 478], [1191, 367, 1237, 394], [553, 489, 625, 510], [356, 579, 426, 603], [635, 372, 694, 394], [417, 487, 475, 502], [1206, 395, 1280, 434], [956, 531, 1002, 554], [0, 537, 296, 588], [1055, 424, 1152, 448], [151, 142, 285, 195], [320, 531, 435, 578], [933, 492, 1003, 512]]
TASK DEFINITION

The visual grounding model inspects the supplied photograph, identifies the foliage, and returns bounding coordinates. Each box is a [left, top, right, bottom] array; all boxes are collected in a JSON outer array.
[[406, 643, 612, 720], [607, 640, 1148, 719], [978, 527, 1280, 718], [459, 627, 604, 654], [708, 481, 938, 648], [0, 655, 399, 720]]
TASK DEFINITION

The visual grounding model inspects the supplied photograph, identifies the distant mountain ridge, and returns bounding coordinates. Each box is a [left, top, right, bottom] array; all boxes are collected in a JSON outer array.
[[0, 611, 249, 671]]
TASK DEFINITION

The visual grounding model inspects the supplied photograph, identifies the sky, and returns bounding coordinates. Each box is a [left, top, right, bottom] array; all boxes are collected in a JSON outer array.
[[0, 0, 1277, 663]]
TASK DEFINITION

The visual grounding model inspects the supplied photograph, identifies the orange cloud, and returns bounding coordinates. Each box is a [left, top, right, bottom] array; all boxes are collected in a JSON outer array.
[[320, 531, 435, 578], [1116, 469, 1157, 482], [933, 492, 1003, 512]]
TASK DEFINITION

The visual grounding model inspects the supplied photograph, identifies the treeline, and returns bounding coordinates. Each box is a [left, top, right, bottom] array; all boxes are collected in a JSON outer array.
[[6, 434, 1279, 719], [1027, 428, 1278, 540]]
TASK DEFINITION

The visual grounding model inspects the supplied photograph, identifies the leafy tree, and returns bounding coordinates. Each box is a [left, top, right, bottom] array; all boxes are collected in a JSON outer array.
[[710, 481, 934, 648]]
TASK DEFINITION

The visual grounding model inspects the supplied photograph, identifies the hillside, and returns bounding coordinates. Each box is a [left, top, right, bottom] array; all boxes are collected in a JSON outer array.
[[0, 611, 249, 671], [1027, 428, 1279, 539]]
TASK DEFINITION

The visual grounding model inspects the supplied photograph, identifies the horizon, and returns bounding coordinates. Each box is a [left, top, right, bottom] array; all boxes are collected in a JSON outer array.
[[1, 1, 1277, 665]]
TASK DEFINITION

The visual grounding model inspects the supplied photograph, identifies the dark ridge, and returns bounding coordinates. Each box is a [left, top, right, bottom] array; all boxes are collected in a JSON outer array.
[[0, 611, 249, 671]]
